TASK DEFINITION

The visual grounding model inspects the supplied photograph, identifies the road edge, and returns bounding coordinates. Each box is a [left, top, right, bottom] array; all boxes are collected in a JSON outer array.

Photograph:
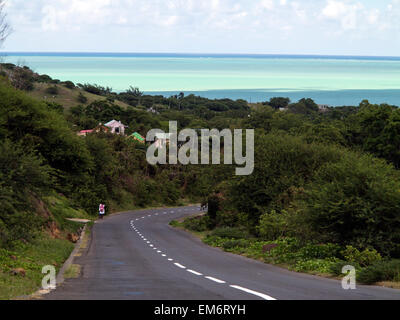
[[28, 224, 88, 299]]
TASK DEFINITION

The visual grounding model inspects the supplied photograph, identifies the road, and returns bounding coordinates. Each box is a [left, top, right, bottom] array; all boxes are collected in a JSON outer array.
[[45, 206, 400, 300]]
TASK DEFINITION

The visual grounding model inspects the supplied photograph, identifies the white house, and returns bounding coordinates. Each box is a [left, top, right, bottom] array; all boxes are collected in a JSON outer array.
[[104, 120, 128, 135]]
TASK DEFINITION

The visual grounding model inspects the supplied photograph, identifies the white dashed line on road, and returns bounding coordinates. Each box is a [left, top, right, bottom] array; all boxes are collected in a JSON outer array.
[[205, 276, 226, 284], [129, 211, 277, 301], [229, 285, 276, 301], [187, 269, 203, 276]]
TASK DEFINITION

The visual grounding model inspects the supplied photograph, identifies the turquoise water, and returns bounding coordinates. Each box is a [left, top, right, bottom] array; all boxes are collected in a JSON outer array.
[[3, 52, 400, 106]]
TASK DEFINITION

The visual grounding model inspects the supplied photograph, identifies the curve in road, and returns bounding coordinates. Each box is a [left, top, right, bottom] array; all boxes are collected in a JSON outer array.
[[45, 206, 400, 300]]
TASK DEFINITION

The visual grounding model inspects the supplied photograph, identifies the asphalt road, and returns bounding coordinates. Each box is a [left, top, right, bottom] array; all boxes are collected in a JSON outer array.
[[45, 206, 400, 300]]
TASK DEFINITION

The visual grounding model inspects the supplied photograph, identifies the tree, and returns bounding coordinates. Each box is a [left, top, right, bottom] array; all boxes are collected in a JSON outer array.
[[352, 101, 400, 168], [0, 1, 11, 45], [126, 86, 143, 97], [267, 97, 290, 110], [289, 98, 319, 115], [298, 152, 400, 256]]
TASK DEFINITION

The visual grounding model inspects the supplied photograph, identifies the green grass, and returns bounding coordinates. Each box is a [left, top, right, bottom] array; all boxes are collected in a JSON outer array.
[[0, 234, 74, 299], [0, 193, 90, 300], [45, 194, 91, 219], [27, 83, 132, 110], [171, 216, 400, 286]]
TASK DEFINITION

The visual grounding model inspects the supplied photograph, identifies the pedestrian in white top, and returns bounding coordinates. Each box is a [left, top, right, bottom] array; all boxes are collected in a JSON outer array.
[[99, 203, 105, 219]]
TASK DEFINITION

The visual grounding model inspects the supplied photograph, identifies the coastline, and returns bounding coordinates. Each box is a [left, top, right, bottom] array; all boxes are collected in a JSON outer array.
[[2, 52, 400, 106]]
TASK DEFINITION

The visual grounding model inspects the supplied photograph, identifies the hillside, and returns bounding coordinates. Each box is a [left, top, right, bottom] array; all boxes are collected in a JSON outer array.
[[28, 82, 132, 110], [0, 62, 136, 111]]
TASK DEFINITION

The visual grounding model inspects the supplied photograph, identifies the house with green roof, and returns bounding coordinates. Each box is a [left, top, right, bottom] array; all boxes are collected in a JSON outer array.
[[130, 132, 146, 144]]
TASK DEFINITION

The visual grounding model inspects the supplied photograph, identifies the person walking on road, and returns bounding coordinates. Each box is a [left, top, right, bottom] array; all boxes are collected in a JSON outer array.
[[99, 203, 105, 219]]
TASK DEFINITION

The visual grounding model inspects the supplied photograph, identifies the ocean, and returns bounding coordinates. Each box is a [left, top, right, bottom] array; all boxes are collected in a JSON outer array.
[[2, 52, 400, 106]]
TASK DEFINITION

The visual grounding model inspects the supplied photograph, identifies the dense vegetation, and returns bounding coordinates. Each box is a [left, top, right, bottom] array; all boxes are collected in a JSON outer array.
[[1, 63, 400, 287]]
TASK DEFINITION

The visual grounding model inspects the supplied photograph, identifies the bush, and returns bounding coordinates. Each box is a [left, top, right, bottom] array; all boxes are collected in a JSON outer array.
[[293, 259, 338, 274], [211, 227, 250, 239], [222, 239, 250, 250], [9, 68, 35, 91], [357, 260, 400, 284], [298, 243, 341, 260], [262, 237, 303, 263], [298, 151, 400, 256], [37, 74, 52, 83], [257, 210, 289, 240], [77, 92, 88, 103], [81, 83, 112, 96], [0, 140, 53, 246], [329, 260, 361, 276], [203, 235, 227, 247], [183, 216, 212, 232], [1, 63, 16, 70], [46, 85, 59, 95], [229, 133, 343, 228], [342, 246, 382, 267], [63, 81, 75, 89]]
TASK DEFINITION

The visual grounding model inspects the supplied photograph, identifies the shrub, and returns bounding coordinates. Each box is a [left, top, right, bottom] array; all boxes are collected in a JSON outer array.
[[211, 227, 250, 239], [63, 81, 75, 89], [37, 74, 52, 83], [9, 68, 35, 91], [46, 102, 63, 114], [46, 85, 59, 95], [257, 210, 289, 240], [229, 133, 343, 228], [293, 259, 338, 274], [298, 151, 400, 256], [183, 216, 212, 232], [0, 140, 53, 246], [203, 235, 227, 247], [342, 246, 382, 267], [1, 63, 16, 70], [222, 239, 250, 250], [329, 260, 361, 276], [81, 83, 112, 96], [357, 260, 400, 284], [262, 237, 303, 263], [298, 243, 341, 260], [77, 92, 88, 103]]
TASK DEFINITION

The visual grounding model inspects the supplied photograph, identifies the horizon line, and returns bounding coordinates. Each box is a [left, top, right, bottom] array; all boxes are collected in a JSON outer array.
[[1, 51, 400, 59]]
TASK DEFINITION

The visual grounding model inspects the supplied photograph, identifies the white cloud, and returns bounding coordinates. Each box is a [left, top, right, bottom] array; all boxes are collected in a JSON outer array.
[[3, 0, 400, 54], [259, 0, 274, 10], [321, 0, 364, 30], [322, 0, 347, 18], [320, 0, 391, 31]]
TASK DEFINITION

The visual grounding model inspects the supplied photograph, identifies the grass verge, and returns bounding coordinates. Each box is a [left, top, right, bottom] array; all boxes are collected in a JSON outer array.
[[0, 234, 74, 299], [170, 216, 400, 288], [0, 194, 92, 300]]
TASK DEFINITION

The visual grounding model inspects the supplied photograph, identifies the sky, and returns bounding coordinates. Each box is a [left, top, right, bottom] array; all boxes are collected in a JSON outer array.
[[2, 0, 400, 56]]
